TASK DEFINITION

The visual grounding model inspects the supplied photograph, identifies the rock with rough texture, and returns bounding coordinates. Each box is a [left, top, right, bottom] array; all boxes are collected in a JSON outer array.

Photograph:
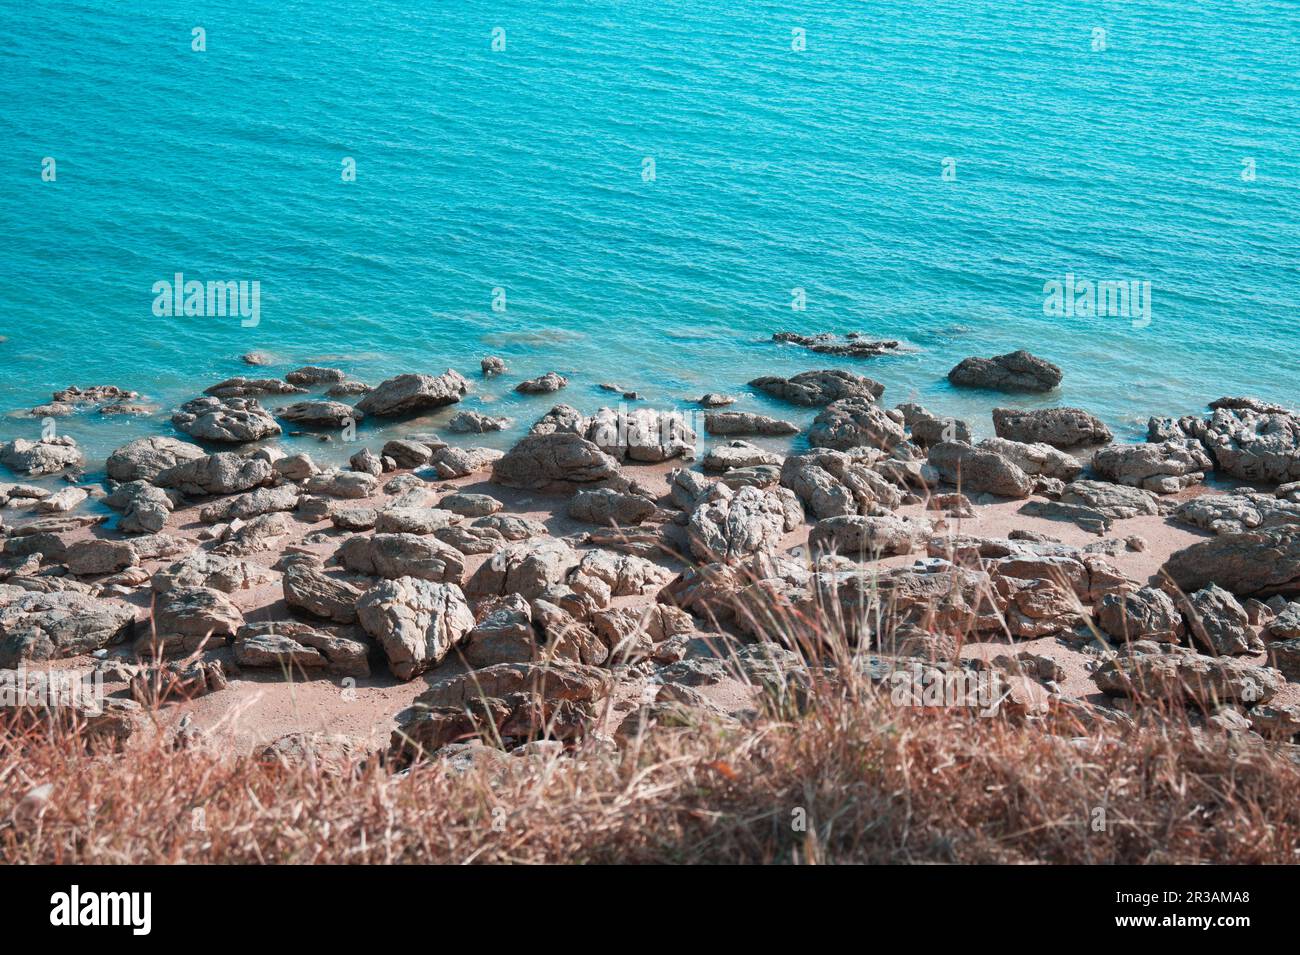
[[1174, 491, 1300, 536], [568, 549, 675, 606], [149, 585, 244, 654], [807, 397, 906, 451], [35, 486, 88, 514], [780, 448, 905, 519], [491, 433, 622, 490], [1092, 441, 1212, 494], [463, 595, 536, 667], [106, 436, 206, 482], [772, 331, 900, 358], [0, 437, 84, 476], [172, 396, 281, 442], [568, 487, 656, 526], [1095, 586, 1185, 644], [284, 366, 346, 386], [154, 452, 273, 497], [336, 533, 465, 583], [439, 493, 502, 518], [1179, 401, 1300, 483], [515, 372, 568, 394], [582, 407, 696, 463], [897, 403, 971, 447], [357, 577, 476, 680], [447, 411, 510, 433], [1161, 528, 1300, 598], [302, 470, 378, 499], [991, 407, 1112, 448], [379, 439, 434, 469], [282, 563, 363, 623], [106, 481, 174, 534], [234, 621, 369, 677], [1182, 584, 1257, 656], [481, 356, 506, 376], [749, 369, 885, 407], [205, 377, 304, 398], [374, 507, 458, 535], [1094, 648, 1282, 706], [65, 540, 138, 576], [198, 485, 300, 524], [152, 552, 274, 594], [948, 350, 1062, 393], [977, 437, 1082, 481], [355, 370, 470, 417], [275, 400, 361, 428], [466, 538, 580, 601], [809, 514, 928, 558], [1058, 480, 1161, 519], [688, 485, 801, 562], [704, 412, 798, 436], [427, 446, 504, 479], [703, 440, 782, 473], [928, 442, 1034, 498], [0, 587, 134, 667]]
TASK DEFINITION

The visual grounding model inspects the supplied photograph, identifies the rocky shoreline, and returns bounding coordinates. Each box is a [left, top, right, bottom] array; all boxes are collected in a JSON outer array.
[[5, 348, 1300, 764]]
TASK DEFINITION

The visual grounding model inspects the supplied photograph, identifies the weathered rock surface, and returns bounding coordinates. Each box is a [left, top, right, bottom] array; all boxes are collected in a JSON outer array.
[[0, 587, 134, 667], [948, 350, 1062, 393], [1161, 528, 1300, 597], [749, 369, 885, 407], [357, 577, 476, 680], [355, 371, 469, 417], [688, 485, 801, 562], [1095, 586, 1184, 644], [234, 621, 369, 677], [1181, 584, 1257, 656], [809, 514, 928, 558], [0, 437, 83, 476], [154, 452, 273, 497], [336, 533, 465, 583], [1094, 648, 1282, 706], [275, 400, 361, 428], [205, 377, 303, 399], [198, 485, 300, 524], [284, 366, 346, 386], [1092, 441, 1212, 494], [991, 407, 1112, 448], [152, 552, 274, 594], [780, 448, 904, 518], [302, 470, 378, 499], [569, 549, 674, 606], [703, 440, 783, 472], [172, 396, 281, 442], [1176, 400, 1300, 483], [704, 412, 798, 436], [977, 437, 1082, 481], [491, 433, 622, 490], [1174, 491, 1300, 536], [148, 585, 244, 654], [447, 411, 510, 433], [466, 538, 579, 601], [282, 563, 363, 623], [808, 397, 906, 452], [568, 487, 656, 526], [428, 446, 504, 479], [928, 441, 1034, 498], [106, 436, 206, 482], [515, 372, 568, 394]]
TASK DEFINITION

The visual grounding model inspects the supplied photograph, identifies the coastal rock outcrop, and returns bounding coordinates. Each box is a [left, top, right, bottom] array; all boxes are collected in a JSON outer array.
[[991, 407, 1112, 448], [154, 452, 273, 497], [490, 433, 623, 490], [704, 412, 798, 436], [749, 370, 884, 407], [948, 350, 1062, 393], [807, 398, 906, 452], [172, 396, 281, 442], [1161, 528, 1300, 597], [0, 437, 84, 476], [354, 371, 469, 417], [0, 587, 134, 667], [357, 577, 476, 680], [106, 436, 206, 482], [927, 441, 1034, 498], [1091, 441, 1212, 494]]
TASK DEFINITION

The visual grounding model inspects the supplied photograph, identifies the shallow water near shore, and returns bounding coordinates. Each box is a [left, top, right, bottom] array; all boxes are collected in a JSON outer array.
[[2, 0, 1298, 471]]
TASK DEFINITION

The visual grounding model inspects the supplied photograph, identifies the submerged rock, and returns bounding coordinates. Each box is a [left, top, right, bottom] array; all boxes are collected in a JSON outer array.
[[948, 350, 1062, 393]]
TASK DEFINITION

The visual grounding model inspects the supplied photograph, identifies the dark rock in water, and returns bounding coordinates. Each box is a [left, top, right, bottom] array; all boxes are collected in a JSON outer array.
[[991, 406, 1112, 448], [355, 370, 469, 417], [284, 366, 345, 385], [481, 356, 507, 376], [204, 377, 305, 398], [948, 350, 1062, 393], [750, 369, 885, 406], [275, 400, 361, 428], [772, 332, 900, 358], [241, 351, 275, 366], [516, 371, 568, 394]]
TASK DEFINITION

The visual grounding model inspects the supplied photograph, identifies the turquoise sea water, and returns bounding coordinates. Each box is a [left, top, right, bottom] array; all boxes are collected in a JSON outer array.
[[2, 0, 1298, 470]]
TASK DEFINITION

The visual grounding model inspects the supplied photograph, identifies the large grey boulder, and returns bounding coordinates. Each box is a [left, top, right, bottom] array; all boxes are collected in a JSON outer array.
[[1095, 586, 1184, 644], [1173, 491, 1300, 537], [704, 412, 797, 437], [702, 440, 782, 473], [688, 485, 801, 562], [948, 350, 1062, 393], [809, 514, 928, 558], [927, 441, 1034, 498], [1094, 648, 1282, 706], [275, 400, 361, 428], [233, 621, 369, 677], [106, 436, 206, 482], [0, 586, 134, 667], [491, 433, 623, 490], [749, 370, 884, 407], [1092, 441, 1212, 494], [357, 577, 476, 680], [808, 398, 906, 452], [466, 538, 580, 601], [568, 488, 656, 526], [336, 533, 465, 583], [1182, 584, 1257, 656], [152, 552, 274, 594], [154, 452, 273, 496], [1161, 527, 1300, 598], [172, 396, 281, 442], [282, 563, 363, 623], [428, 446, 504, 479], [1176, 399, 1300, 483], [991, 407, 1112, 448], [198, 485, 300, 524], [302, 470, 377, 499], [0, 437, 83, 476], [148, 585, 244, 654], [977, 437, 1082, 481], [355, 371, 469, 417], [780, 448, 904, 519]]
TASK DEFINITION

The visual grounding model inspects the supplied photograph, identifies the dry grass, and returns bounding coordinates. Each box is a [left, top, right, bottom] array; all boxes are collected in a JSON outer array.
[[3, 665, 1298, 864]]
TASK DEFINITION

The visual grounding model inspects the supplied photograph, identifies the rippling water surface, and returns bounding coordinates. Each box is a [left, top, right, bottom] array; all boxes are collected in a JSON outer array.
[[1, 0, 1298, 469]]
